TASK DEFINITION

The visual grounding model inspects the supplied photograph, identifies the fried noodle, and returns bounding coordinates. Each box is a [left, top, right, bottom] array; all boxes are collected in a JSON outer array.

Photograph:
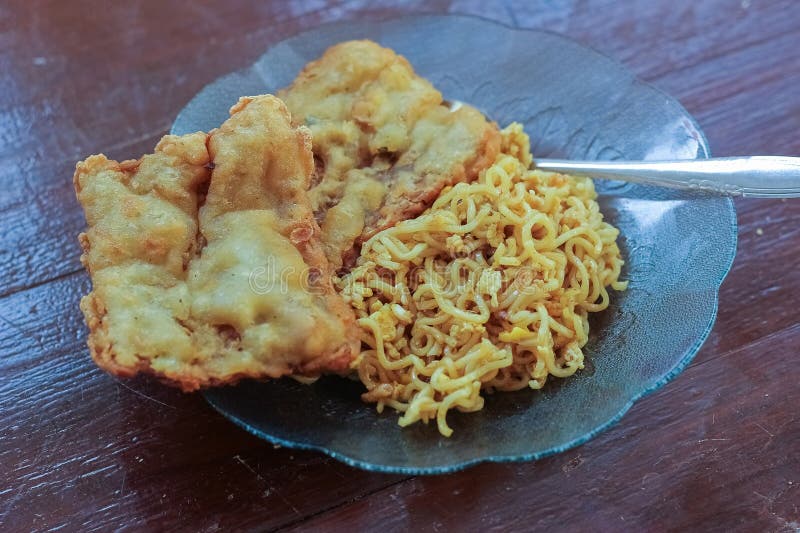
[[337, 124, 627, 436]]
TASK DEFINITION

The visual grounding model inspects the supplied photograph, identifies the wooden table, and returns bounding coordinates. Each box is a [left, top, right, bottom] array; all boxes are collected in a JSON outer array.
[[2, 1, 798, 530]]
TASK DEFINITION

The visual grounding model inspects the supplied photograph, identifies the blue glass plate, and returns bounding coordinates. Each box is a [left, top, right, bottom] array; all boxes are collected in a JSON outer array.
[[172, 14, 737, 474]]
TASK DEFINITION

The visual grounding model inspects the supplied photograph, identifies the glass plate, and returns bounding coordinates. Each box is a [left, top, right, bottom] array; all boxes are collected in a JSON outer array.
[[171, 14, 737, 474]]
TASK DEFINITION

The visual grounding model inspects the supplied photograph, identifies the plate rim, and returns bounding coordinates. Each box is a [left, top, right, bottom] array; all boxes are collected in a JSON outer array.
[[191, 13, 738, 475]]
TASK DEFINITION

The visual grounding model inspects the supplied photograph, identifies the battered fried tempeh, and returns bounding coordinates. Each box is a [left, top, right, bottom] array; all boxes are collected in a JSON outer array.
[[278, 40, 501, 269], [74, 95, 360, 391]]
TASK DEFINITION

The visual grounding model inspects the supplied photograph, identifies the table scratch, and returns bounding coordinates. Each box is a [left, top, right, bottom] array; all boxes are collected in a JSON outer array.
[[115, 380, 175, 409]]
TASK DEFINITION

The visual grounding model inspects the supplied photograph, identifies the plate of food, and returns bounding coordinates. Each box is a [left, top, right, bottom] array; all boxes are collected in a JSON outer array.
[[73, 14, 736, 474]]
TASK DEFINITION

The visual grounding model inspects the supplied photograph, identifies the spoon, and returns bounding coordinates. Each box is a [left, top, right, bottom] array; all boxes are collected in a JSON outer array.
[[447, 100, 800, 198], [533, 157, 800, 198]]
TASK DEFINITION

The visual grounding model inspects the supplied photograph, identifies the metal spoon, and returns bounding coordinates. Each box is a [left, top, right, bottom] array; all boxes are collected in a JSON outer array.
[[447, 100, 800, 198], [534, 157, 800, 198]]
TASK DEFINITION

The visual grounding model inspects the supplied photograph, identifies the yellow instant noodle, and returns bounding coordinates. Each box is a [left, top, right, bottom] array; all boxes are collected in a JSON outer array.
[[337, 124, 627, 436]]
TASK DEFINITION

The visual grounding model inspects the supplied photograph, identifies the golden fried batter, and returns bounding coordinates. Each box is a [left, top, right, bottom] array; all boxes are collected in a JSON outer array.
[[74, 95, 360, 391], [278, 40, 501, 269]]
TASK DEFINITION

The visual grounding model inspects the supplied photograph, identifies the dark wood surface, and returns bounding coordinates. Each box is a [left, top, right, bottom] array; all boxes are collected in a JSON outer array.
[[1, 1, 798, 531]]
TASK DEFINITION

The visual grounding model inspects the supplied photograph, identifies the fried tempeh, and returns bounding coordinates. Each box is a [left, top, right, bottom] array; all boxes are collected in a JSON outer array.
[[74, 95, 360, 391], [278, 40, 501, 269]]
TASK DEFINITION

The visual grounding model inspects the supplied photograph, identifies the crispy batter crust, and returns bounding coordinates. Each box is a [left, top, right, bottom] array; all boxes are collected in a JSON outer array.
[[74, 96, 360, 391], [278, 40, 501, 270]]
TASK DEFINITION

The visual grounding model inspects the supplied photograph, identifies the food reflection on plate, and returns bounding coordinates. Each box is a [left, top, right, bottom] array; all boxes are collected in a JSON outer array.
[[73, 40, 625, 436]]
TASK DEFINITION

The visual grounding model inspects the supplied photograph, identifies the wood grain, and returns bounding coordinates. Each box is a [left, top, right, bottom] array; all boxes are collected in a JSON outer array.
[[1, 0, 798, 531]]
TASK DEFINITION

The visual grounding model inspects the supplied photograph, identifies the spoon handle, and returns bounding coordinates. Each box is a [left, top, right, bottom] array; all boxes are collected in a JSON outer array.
[[534, 156, 800, 198]]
